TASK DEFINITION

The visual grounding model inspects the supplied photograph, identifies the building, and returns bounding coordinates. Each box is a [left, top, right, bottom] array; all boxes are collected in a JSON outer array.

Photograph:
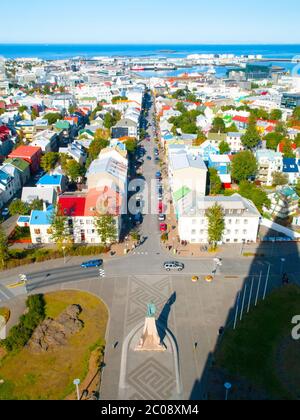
[[256, 150, 283, 186], [281, 93, 300, 109], [111, 118, 138, 139], [36, 174, 67, 194], [177, 194, 261, 244], [3, 158, 31, 186], [267, 186, 300, 219], [22, 186, 57, 206], [282, 158, 300, 185], [168, 147, 208, 197], [29, 205, 54, 244], [8, 145, 42, 173]]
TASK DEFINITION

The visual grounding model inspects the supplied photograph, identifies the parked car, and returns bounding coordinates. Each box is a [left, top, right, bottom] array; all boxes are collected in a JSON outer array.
[[156, 171, 162, 179], [158, 214, 166, 222], [163, 261, 185, 272], [147, 156, 152, 161], [160, 223, 167, 232], [81, 259, 103, 268], [1, 208, 9, 217]]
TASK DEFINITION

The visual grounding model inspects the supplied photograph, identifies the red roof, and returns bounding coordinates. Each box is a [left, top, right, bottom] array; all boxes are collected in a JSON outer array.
[[233, 116, 249, 124], [58, 197, 86, 217], [278, 141, 297, 153], [9, 145, 41, 158]]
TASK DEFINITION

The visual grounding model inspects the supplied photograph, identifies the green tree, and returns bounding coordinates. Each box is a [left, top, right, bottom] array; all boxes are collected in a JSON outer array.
[[44, 112, 63, 125], [68, 105, 76, 114], [206, 204, 225, 251], [50, 209, 73, 251], [269, 109, 283, 121], [241, 123, 261, 150], [231, 151, 258, 183], [30, 198, 44, 211], [219, 141, 231, 154], [176, 102, 187, 113], [209, 168, 223, 195], [65, 159, 85, 182], [87, 138, 109, 162], [9, 199, 30, 216], [31, 108, 39, 121], [18, 105, 28, 114], [239, 181, 270, 213], [125, 138, 138, 153], [292, 106, 300, 121], [295, 179, 300, 197], [264, 132, 284, 151], [0, 226, 9, 269], [226, 123, 239, 133], [211, 117, 226, 133], [282, 139, 295, 158], [193, 130, 207, 146], [103, 110, 121, 129], [275, 122, 288, 137], [272, 172, 289, 187], [294, 134, 300, 148], [95, 215, 117, 245], [40, 152, 59, 173]]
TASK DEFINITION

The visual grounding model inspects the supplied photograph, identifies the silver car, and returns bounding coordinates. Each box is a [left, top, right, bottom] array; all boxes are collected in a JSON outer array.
[[163, 261, 185, 272]]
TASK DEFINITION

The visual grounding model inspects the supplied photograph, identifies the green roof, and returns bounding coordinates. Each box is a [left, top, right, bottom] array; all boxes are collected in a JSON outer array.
[[173, 186, 191, 202], [80, 97, 97, 101], [4, 158, 30, 171], [207, 133, 227, 142], [55, 120, 70, 130]]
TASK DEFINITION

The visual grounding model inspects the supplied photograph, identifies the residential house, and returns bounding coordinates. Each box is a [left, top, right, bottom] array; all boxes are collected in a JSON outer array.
[[226, 132, 245, 153], [267, 186, 299, 219], [22, 186, 57, 206], [36, 174, 67, 194], [111, 118, 138, 139], [8, 145, 42, 173], [31, 130, 58, 153], [177, 194, 261, 244], [282, 158, 300, 185], [208, 155, 231, 175], [29, 205, 54, 244], [256, 150, 283, 186], [59, 141, 87, 165], [4, 158, 30, 186]]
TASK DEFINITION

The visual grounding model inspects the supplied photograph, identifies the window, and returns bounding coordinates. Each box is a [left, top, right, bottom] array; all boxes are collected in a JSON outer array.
[[244, 219, 248, 225], [192, 219, 197, 225], [191, 230, 196, 235], [236, 219, 240, 225], [228, 219, 232, 225], [34, 229, 41, 235], [235, 230, 239, 235], [227, 230, 231, 235], [243, 230, 247, 235]]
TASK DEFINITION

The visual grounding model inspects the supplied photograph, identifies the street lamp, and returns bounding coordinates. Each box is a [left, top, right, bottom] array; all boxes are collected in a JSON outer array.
[[224, 382, 232, 401], [73, 378, 81, 401], [240, 239, 246, 256], [212, 258, 222, 280]]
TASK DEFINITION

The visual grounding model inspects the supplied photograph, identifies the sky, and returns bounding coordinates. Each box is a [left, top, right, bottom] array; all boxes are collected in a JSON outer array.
[[2, 0, 300, 44]]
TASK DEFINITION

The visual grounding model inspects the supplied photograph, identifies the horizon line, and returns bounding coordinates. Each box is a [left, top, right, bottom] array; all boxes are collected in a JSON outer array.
[[1, 42, 300, 46]]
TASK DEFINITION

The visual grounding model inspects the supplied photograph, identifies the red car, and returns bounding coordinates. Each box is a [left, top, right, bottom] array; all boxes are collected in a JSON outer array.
[[158, 202, 164, 213], [160, 223, 167, 232]]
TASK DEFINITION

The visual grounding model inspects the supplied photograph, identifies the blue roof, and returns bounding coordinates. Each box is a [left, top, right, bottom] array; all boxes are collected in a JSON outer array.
[[282, 158, 299, 173], [18, 216, 30, 223], [30, 205, 54, 226], [37, 174, 63, 186]]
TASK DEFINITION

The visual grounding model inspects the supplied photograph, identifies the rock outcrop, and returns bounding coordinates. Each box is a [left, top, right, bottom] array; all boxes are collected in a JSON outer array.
[[28, 305, 84, 353]]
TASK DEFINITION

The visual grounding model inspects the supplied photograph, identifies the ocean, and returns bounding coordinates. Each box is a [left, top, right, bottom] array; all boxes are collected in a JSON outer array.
[[0, 44, 300, 60]]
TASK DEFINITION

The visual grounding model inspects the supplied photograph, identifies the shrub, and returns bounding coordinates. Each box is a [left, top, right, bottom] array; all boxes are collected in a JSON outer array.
[[1, 295, 45, 352]]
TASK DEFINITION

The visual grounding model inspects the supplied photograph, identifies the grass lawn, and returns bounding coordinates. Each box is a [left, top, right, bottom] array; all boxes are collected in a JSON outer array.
[[0, 291, 108, 400], [215, 285, 300, 400], [0, 308, 10, 322]]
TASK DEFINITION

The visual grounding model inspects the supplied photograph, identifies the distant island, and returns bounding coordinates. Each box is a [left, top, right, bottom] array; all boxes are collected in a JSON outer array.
[[158, 49, 177, 54]]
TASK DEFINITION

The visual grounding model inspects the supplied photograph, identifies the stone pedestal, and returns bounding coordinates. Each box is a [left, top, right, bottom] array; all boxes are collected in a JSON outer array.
[[135, 317, 165, 352]]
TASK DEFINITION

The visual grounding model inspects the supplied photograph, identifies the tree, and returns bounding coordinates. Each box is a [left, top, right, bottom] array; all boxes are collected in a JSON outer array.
[[88, 138, 109, 162], [176, 102, 187, 113], [9, 199, 30, 216], [193, 130, 207, 146], [211, 117, 226, 133], [30, 198, 44, 211], [50, 208, 72, 251], [219, 141, 231, 154], [41, 152, 59, 173], [68, 105, 76, 114], [31, 108, 39, 121], [103, 110, 121, 129], [65, 159, 85, 182], [125, 138, 138, 153], [231, 151, 258, 183], [95, 215, 117, 245], [282, 139, 295, 158], [44, 112, 63, 125], [272, 172, 289, 187], [18, 105, 28, 114], [275, 122, 288, 137], [226, 123, 239, 133], [270, 109, 283, 121], [239, 181, 270, 213], [292, 106, 300, 121], [0, 226, 9, 269], [264, 132, 283, 151], [209, 168, 223, 195], [241, 123, 261, 149], [206, 204, 225, 251], [295, 179, 300, 197]]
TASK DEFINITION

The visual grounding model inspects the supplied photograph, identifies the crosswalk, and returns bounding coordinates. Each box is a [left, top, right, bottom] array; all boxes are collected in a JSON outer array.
[[0, 284, 17, 304], [99, 269, 106, 278], [132, 252, 149, 256]]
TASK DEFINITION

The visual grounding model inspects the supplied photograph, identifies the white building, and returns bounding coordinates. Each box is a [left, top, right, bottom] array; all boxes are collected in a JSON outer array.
[[256, 150, 283, 186], [178, 194, 261, 244]]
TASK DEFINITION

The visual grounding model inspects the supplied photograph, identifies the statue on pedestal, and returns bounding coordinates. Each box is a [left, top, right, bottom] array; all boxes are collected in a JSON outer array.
[[135, 303, 165, 352]]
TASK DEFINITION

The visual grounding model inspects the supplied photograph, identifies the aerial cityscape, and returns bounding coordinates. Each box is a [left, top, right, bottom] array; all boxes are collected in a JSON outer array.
[[0, 0, 300, 404]]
